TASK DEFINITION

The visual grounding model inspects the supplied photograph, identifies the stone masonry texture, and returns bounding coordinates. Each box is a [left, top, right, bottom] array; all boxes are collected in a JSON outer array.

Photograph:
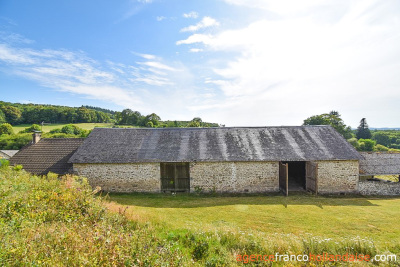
[[74, 160, 361, 194], [316, 160, 359, 194], [189, 161, 279, 193], [74, 163, 160, 192]]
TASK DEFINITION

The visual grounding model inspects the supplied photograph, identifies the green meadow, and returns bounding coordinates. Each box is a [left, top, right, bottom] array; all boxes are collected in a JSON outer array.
[[12, 123, 114, 133]]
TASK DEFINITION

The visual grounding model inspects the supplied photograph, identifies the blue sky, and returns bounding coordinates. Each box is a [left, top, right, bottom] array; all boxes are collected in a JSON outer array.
[[0, 0, 399, 127]]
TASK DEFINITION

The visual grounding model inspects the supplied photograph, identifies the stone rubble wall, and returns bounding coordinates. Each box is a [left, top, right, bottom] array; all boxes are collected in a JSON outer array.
[[316, 160, 359, 194], [73, 163, 160, 193], [359, 181, 400, 195], [189, 161, 279, 193]]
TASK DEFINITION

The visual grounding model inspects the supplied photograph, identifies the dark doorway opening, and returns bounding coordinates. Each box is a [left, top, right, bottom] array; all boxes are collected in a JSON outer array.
[[282, 161, 306, 191], [160, 162, 190, 192]]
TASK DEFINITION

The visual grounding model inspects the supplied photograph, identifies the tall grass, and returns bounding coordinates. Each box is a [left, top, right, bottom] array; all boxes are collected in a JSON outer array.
[[0, 167, 398, 266]]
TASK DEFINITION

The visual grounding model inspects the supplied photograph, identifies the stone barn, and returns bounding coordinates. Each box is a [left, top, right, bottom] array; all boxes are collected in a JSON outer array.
[[69, 126, 362, 195]]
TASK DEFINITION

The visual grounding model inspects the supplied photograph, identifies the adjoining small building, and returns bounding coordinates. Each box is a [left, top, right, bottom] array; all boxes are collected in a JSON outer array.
[[358, 152, 400, 195], [0, 150, 19, 160], [69, 126, 362, 194], [10, 132, 84, 175], [359, 152, 400, 177]]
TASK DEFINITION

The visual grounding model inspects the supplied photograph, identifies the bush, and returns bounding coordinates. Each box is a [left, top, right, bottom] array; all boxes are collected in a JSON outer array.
[[347, 138, 359, 150], [0, 133, 31, 150], [0, 159, 9, 168], [0, 123, 14, 135], [13, 164, 23, 171], [375, 144, 389, 151], [19, 124, 41, 133], [358, 139, 376, 151], [49, 128, 61, 134], [60, 124, 88, 136]]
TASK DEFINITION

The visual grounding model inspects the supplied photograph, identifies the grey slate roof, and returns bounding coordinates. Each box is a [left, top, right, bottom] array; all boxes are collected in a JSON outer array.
[[69, 126, 362, 163], [10, 138, 85, 175], [0, 150, 19, 159], [359, 152, 400, 175]]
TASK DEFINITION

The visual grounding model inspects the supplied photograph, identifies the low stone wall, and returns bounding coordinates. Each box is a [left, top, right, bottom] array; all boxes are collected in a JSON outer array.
[[317, 160, 359, 194], [190, 161, 279, 193], [73, 163, 160, 193], [359, 181, 400, 195]]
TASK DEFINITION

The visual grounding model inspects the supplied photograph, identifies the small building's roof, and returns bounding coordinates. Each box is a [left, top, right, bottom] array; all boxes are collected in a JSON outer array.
[[10, 138, 85, 175], [0, 150, 19, 159], [359, 152, 400, 175], [69, 126, 361, 164]]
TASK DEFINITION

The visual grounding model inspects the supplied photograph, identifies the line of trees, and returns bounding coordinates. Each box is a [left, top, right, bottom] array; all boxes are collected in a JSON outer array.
[[0, 102, 113, 125], [0, 102, 220, 128], [114, 109, 219, 128]]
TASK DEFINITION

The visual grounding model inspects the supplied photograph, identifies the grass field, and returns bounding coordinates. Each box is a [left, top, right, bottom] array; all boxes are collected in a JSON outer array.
[[108, 193, 400, 248], [12, 123, 114, 133]]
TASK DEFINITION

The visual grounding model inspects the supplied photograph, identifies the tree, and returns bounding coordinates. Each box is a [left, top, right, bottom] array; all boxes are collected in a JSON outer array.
[[0, 106, 22, 125], [372, 132, 390, 147], [0, 123, 14, 135], [0, 109, 6, 124], [358, 138, 375, 151], [303, 111, 353, 139], [77, 107, 92, 123], [356, 118, 371, 139], [144, 113, 161, 127]]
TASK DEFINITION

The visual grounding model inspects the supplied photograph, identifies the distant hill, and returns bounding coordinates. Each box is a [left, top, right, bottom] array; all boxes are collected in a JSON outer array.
[[370, 128, 400, 131]]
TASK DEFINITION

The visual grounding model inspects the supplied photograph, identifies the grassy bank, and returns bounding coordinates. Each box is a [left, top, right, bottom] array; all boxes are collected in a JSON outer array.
[[1, 166, 399, 266]]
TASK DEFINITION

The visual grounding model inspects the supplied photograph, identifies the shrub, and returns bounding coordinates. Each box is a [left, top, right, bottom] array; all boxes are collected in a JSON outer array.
[[358, 139, 376, 151], [375, 144, 389, 151], [347, 138, 359, 150], [0, 123, 14, 135], [19, 124, 41, 133], [0, 159, 9, 168], [0, 133, 31, 150], [49, 128, 62, 134], [13, 164, 23, 171]]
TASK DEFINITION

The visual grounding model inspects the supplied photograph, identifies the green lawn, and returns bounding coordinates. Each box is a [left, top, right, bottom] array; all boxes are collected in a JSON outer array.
[[108, 193, 400, 248], [12, 123, 114, 133]]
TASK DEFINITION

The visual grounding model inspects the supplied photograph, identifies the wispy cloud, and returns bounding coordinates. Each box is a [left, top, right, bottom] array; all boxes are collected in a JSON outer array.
[[189, 48, 203, 53], [176, 34, 213, 45], [0, 39, 183, 110], [137, 0, 153, 3], [156, 16, 166, 21], [183, 11, 199, 19], [180, 16, 219, 32], [0, 32, 34, 44]]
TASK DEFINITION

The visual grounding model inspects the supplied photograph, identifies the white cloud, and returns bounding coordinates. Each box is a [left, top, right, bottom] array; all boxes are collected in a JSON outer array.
[[189, 48, 203, 53], [138, 61, 179, 72], [137, 0, 152, 3], [180, 0, 400, 127], [180, 16, 219, 32], [183, 11, 199, 19], [156, 16, 166, 21], [176, 34, 213, 45], [133, 52, 157, 60]]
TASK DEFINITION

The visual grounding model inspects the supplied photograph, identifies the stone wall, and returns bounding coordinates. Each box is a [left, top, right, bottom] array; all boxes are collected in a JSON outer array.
[[73, 163, 160, 193], [316, 160, 359, 194], [190, 161, 279, 193], [359, 181, 400, 195]]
